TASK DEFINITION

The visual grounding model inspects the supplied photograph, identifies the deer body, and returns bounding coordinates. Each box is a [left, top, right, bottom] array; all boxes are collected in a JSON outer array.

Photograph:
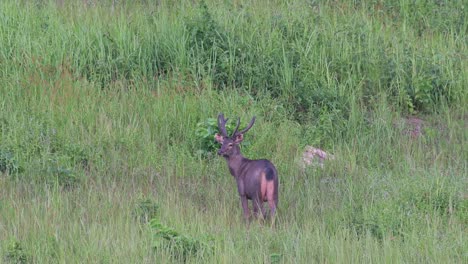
[[215, 113, 278, 221]]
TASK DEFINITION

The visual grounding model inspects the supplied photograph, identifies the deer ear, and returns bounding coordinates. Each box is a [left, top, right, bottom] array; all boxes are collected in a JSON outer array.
[[234, 133, 244, 143], [214, 133, 224, 143]]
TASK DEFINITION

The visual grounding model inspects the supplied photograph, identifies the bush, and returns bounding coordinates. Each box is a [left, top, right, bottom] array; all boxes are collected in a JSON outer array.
[[40, 160, 81, 189], [150, 219, 213, 261], [30, 159, 86, 190], [0, 149, 22, 175], [133, 197, 159, 224], [3, 239, 30, 264], [195, 117, 248, 157]]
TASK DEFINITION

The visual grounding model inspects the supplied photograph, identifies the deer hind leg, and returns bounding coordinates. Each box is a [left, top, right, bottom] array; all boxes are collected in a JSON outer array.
[[252, 198, 266, 219], [267, 199, 276, 218], [260, 202, 267, 218], [252, 199, 258, 215], [267, 199, 277, 227], [266, 181, 277, 219]]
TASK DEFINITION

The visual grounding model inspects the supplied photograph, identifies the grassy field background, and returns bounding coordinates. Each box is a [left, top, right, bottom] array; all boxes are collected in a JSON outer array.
[[0, 0, 466, 263]]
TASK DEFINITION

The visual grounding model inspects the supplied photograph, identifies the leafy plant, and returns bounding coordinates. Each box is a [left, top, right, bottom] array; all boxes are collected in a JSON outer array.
[[62, 143, 90, 171], [195, 117, 229, 157], [4, 239, 30, 264], [150, 219, 213, 261], [0, 149, 22, 175], [270, 253, 282, 264], [133, 197, 159, 224], [40, 160, 81, 189]]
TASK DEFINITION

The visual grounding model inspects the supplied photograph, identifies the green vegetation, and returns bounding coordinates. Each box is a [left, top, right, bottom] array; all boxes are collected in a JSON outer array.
[[0, 0, 466, 262], [150, 219, 214, 262]]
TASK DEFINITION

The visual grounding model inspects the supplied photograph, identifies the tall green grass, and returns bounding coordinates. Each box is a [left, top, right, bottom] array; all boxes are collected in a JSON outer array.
[[0, 0, 466, 263]]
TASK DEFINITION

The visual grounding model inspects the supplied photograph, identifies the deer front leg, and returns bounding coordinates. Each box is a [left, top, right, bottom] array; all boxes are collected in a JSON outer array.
[[240, 195, 250, 221], [236, 179, 251, 221]]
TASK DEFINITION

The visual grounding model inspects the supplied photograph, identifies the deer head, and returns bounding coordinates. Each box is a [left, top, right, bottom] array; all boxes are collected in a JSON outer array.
[[214, 113, 256, 157]]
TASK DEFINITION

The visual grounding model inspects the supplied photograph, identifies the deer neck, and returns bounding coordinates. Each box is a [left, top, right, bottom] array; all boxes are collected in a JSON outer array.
[[225, 150, 247, 178]]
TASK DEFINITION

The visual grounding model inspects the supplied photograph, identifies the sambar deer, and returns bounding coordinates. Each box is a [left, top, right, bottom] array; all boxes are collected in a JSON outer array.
[[215, 113, 279, 222]]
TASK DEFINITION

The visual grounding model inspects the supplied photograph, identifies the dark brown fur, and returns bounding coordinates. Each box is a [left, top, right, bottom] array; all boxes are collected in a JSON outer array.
[[215, 113, 279, 221]]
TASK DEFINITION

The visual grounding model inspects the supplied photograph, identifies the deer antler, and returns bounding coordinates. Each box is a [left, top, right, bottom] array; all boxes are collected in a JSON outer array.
[[231, 117, 241, 137], [233, 116, 256, 136], [217, 113, 229, 137]]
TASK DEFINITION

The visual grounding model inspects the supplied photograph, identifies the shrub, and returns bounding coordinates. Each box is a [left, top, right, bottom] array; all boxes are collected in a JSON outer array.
[[133, 197, 159, 224], [41, 161, 81, 189], [0, 149, 22, 175], [270, 253, 282, 264], [195, 117, 236, 157], [150, 219, 213, 261], [3, 239, 30, 264]]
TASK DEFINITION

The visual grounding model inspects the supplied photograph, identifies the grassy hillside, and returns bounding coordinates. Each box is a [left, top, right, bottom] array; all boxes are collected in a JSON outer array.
[[0, 0, 466, 263]]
